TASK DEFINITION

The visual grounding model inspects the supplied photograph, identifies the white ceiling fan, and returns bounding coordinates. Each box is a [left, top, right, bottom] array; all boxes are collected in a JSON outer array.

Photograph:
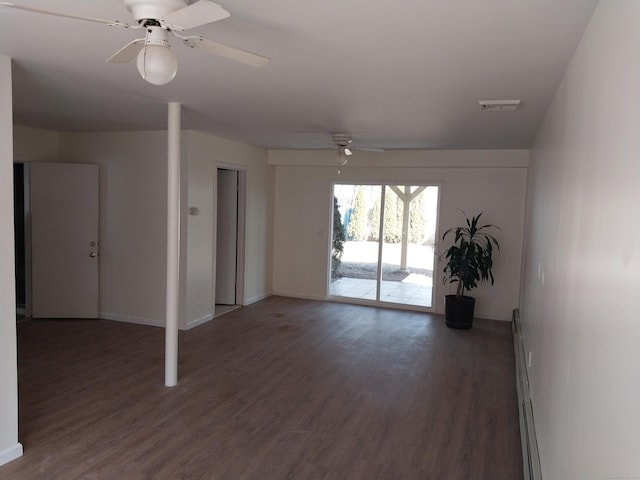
[[331, 133, 383, 174], [0, 0, 270, 85]]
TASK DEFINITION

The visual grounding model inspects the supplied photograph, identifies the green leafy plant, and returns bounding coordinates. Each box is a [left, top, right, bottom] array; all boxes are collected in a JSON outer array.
[[442, 211, 500, 297], [332, 197, 346, 277]]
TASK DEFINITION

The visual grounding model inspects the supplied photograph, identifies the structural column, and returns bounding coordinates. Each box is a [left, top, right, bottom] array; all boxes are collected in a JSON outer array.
[[389, 185, 426, 271], [165, 102, 181, 387]]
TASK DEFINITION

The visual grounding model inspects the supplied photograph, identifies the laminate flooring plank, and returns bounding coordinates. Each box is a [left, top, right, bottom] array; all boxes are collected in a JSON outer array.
[[0, 296, 522, 479]]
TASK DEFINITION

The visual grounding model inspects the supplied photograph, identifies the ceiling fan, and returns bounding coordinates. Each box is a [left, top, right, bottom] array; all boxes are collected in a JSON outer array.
[[331, 133, 383, 174], [0, 0, 270, 85]]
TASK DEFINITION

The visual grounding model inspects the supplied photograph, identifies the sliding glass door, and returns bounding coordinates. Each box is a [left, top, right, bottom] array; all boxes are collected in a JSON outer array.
[[330, 183, 438, 308]]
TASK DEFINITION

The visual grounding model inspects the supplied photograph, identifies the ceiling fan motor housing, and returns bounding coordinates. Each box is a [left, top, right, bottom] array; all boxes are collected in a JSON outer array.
[[124, 0, 188, 22], [143, 25, 170, 46], [332, 133, 353, 148]]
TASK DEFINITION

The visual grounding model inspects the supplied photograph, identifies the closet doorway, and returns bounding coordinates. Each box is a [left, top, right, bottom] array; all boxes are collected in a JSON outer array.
[[214, 167, 245, 317]]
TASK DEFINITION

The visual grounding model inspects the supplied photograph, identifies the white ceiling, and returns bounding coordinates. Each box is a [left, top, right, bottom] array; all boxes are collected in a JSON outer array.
[[0, 0, 599, 150]]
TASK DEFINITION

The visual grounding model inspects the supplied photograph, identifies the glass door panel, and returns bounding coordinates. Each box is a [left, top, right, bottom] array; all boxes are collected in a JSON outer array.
[[379, 186, 437, 307], [330, 185, 381, 300], [330, 183, 438, 309]]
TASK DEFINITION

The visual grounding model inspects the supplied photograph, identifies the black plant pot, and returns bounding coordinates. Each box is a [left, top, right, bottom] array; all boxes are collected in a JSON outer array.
[[444, 295, 475, 329]]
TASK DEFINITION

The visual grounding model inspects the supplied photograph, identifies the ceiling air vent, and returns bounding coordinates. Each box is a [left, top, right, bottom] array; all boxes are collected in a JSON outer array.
[[479, 100, 521, 111]]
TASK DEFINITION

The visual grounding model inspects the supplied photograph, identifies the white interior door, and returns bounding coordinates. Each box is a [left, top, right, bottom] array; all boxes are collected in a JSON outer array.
[[215, 169, 238, 305], [30, 162, 99, 318]]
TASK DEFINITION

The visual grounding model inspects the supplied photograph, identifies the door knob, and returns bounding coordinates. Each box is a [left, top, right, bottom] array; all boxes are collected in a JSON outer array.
[[89, 252, 97, 258]]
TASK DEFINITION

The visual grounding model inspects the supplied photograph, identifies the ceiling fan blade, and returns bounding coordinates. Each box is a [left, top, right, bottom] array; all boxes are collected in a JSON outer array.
[[183, 36, 270, 67], [106, 38, 145, 64], [161, 0, 229, 31], [0, 2, 132, 27]]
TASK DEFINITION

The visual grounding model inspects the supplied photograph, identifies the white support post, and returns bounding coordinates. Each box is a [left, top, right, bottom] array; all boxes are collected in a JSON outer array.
[[165, 102, 181, 387]]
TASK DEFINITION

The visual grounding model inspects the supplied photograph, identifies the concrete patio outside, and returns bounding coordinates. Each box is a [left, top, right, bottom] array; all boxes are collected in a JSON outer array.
[[330, 241, 435, 307]]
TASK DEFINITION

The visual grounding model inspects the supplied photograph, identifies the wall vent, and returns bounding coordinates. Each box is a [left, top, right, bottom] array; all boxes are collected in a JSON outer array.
[[479, 99, 521, 111]]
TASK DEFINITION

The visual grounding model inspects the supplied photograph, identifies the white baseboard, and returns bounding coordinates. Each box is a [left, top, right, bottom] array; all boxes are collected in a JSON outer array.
[[183, 313, 215, 330], [272, 291, 324, 301], [0, 443, 23, 467], [244, 291, 272, 305], [100, 312, 165, 329], [512, 309, 542, 480]]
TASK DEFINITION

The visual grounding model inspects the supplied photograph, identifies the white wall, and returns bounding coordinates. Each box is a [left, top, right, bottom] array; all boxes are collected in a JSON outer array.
[[521, 1, 640, 478], [0, 55, 23, 466], [184, 137, 215, 326], [13, 125, 59, 162], [12, 127, 273, 330], [185, 131, 274, 322], [58, 131, 171, 327], [270, 149, 528, 321]]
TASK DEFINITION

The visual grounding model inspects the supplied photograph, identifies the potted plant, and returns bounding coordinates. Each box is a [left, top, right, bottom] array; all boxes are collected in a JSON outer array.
[[441, 211, 500, 329]]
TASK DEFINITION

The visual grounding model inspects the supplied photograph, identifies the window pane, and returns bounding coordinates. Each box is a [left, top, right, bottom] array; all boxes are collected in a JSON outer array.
[[379, 186, 436, 307], [330, 185, 381, 301]]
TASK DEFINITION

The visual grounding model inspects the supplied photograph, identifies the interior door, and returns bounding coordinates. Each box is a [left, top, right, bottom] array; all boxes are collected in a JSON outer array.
[[215, 169, 238, 306], [30, 162, 99, 318]]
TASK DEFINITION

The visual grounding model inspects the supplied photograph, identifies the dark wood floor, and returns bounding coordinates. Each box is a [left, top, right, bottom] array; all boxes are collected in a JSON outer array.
[[0, 296, 522, 480]]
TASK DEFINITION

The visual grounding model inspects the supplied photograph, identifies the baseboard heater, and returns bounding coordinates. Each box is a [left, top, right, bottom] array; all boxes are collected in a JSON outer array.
[[512, 308, 542, 480]]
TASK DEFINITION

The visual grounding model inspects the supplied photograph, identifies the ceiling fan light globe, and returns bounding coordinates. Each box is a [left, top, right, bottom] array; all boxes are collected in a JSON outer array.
[[136, 45, 178, 85]]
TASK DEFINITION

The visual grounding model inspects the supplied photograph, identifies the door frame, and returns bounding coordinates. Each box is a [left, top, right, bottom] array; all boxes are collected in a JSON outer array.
[[213, 164, 246, 308], [13, 160, 32, 317], [327, 181, 441, 312]]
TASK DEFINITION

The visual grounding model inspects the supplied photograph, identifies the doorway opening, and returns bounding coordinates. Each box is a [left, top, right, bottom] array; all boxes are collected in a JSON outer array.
[[214, 167, 246, 318], [329, 183, 439, 309], [13, 162, 28, 318]]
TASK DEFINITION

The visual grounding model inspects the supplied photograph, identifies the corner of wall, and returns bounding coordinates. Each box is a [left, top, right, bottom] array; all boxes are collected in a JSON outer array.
[[13, 125, 60, 162], [0, 443, 23, 467], [0, 53, 21, 465]]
